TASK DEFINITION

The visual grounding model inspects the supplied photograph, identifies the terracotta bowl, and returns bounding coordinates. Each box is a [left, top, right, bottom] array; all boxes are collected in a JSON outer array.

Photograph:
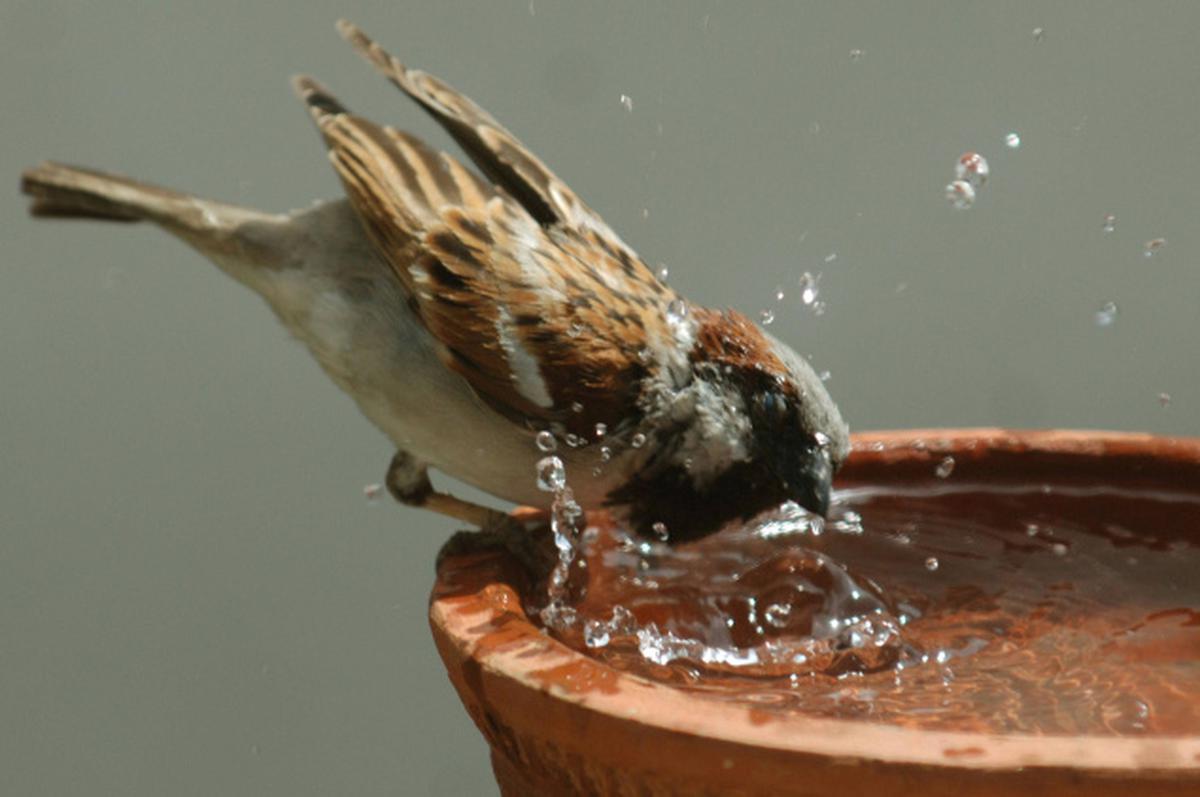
[[429, 429, 1200, 796]]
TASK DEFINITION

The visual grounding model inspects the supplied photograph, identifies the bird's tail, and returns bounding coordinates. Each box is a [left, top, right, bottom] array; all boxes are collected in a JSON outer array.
[[21, 161, 285, 266], [22, 161, 192, 223]]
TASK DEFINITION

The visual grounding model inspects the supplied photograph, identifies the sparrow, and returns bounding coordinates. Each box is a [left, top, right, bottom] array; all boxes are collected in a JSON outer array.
[[21, 21, 848, 542]]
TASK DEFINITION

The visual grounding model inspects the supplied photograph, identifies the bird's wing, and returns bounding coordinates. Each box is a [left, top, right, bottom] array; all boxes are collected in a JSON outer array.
[[294, 74, 677, 436], [336, 21, 643, 254]]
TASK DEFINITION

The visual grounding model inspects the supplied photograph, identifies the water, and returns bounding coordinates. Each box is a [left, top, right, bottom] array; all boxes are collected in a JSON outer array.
[[535, 454, 586, 628], [537, 482, 1200, 735], [797, 272, 824, 315], [666, 299, 688, 325], [535, 456, 566, 493], [945, 179, 976, 210], [946, 151, 990, 210], [1094, 301, 1120, 327], [934, 456, 956, 479], [955, 152, 989, 188]]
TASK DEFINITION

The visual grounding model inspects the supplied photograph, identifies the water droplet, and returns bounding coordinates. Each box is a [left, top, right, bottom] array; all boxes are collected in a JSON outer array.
[[536, 456, 566, 492], [925, 556, 940, 572], [641, 207, 650, 219], [1005, 132, 1022, 149], [945, 179, 976, 210], [824, 252, 838, 264], [1051, 543, 1068, 557], [567, 320, 584, 338], [363, 483, 383, 503], [631, 432, 647, 449], [774, 285, 786, 301], [636, 347, 653, 364], [797, 271, 821, 307], [599, 445, 612, 462], [1158, 392, 1172, 408], [832, 510, 864, 535], [849, 48, 864, 61], [584, 620, 611, 648], [565, 433, 585, 448], [818, 370, 832, 382], [760, 309, 775, 325], [764, 602, 793, 627], [609, 605, 635, 635], [536, 431, 557, 452], [667, 299, 688, 322], [619, 94, 634, 112], [1101, 213, 1117, 233], [1026, 523, 1041, 537], [814, 431, 830, 447], [570, 401, 584, 414], [1032, 26, 1045, 42], [934, 456, 956, 479], [594, 422, 607, 439], [1144, 238, 1166, 258], [658, 265, 670, 281], [651, 521, 669, 541], [1093, 301, 1119, 327], [955, 152, 989, 188]]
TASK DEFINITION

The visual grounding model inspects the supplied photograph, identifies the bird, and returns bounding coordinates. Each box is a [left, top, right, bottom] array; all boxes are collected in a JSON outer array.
[[20, 20, 848, 543]]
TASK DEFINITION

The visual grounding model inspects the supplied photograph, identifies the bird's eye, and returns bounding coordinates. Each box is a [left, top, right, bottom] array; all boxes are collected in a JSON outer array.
[[759, 391, 788, 419]]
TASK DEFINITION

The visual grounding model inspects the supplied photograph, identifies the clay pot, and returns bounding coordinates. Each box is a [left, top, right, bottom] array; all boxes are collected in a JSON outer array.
[[429, 429, 1200, 796]]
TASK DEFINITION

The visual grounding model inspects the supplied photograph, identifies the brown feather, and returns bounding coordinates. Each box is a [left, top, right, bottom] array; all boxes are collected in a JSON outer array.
[[333, 21, 668, 300], [293, 64, 679, 436], [690, 307, 789, 377]]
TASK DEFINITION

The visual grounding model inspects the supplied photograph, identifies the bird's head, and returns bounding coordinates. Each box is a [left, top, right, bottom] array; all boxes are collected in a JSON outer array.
[[610, 307, 848, 542], [743, 327, 849, 518]]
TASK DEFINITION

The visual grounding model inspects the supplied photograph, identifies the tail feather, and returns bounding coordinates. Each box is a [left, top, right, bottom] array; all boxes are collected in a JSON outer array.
[[21, 161, 287, 268], [21, 161, 271, 230], [22, 162, 186, 223]]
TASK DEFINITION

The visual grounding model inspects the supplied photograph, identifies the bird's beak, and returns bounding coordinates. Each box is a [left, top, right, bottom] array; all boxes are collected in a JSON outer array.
[[790, 445, 833, 518]]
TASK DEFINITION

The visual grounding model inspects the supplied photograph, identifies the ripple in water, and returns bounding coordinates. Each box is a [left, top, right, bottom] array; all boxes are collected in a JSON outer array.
[[535, 482, 1200, 735]]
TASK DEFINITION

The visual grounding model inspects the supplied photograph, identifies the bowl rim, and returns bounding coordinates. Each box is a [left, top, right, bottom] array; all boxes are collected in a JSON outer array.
[[430, 428, 1200, 774]]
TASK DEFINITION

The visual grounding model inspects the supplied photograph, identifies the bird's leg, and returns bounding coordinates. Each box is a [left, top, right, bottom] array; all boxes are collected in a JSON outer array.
[[385, 450, 508, 529]]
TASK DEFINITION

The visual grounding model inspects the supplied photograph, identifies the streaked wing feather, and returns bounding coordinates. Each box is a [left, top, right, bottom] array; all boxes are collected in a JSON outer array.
[[294, 74, 669, 433], [335, 21, 655, 273]]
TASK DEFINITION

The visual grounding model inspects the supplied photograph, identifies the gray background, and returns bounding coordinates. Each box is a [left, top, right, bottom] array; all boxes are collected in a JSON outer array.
[[3, 2, 1196, 794]]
